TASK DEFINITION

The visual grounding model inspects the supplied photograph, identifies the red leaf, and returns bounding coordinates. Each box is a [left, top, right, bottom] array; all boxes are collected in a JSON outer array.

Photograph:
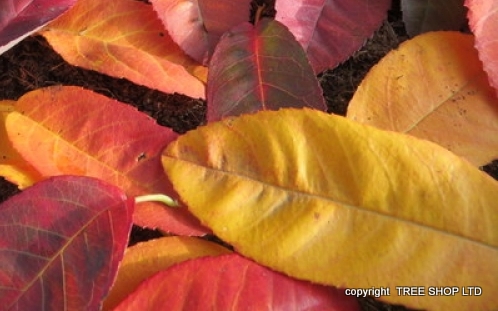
[[5, 86, 207, 235], [151, 0, 252, 64], [114, 253, 360, 311], [275, 0, 391, 73], [207, 19, 326, 121], [0, 0, 77, 55], [466, 0, 498, 96], [0, 176, 133, 310]]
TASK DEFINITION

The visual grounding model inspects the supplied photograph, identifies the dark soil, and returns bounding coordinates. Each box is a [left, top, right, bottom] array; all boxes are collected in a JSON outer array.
[[0, 1, 496, 310]]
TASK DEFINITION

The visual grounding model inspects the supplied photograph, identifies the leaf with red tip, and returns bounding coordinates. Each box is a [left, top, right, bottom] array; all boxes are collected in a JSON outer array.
[[0, 0, 78, 55], [275, 0, 391, 73], [466, 0, 498, 96], [114, 253, 360, 311], [207, 18, 326, 121], [3, 86, 207, 235], [103, 236, 231, 311], [0, 175, 133, 310], [151, 0, 252, 64]]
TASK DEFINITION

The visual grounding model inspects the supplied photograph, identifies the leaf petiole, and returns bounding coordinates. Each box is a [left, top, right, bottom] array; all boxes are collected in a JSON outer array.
[[134, 194, 179, 207]]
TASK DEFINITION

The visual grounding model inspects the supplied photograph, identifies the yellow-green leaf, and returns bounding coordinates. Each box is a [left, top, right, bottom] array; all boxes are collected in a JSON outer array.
[[162, 108, 498, 310], [347, 31, 498, 166]]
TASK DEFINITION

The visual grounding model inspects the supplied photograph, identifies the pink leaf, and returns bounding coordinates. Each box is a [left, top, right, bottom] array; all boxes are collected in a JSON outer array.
[[0, 176, 134, 310], [466, 0, 498, 97], [151, 0, 252, 64], [114, 253, 360, 311], [0, 0, 77, 55], [275, 0, 391, 73], [153, 0, 390, 72]]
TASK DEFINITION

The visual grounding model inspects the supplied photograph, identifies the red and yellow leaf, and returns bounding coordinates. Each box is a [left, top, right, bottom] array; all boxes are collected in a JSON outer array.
[[207, 19, 326, 121], [466, 0, 498, 96], [162, 108, 498, 310], [347, 32, 498, 166], [40, 0, 207, 98], [114, 253, 360, 311], [103, 236, 231, 311], [0, 176, 133, 310], [4, 86, 207, 235]]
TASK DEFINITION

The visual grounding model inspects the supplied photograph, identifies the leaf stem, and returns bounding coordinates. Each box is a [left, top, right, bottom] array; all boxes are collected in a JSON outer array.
[[255, 3, 265, 24], [134, 194, 179, 207]]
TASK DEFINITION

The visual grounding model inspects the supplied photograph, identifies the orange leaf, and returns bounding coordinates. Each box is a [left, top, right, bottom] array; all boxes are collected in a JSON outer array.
[[5, 86, 207, 235], [40, 0, 207, 98], [103, 236, 231, 311], [347, 31, 498, 166], [163, 108, 498, 310], [0, 100, 42, 188]]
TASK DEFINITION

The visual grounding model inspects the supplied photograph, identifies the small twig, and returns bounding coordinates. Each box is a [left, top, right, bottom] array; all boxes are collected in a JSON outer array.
[[134, 194, 179, 207]]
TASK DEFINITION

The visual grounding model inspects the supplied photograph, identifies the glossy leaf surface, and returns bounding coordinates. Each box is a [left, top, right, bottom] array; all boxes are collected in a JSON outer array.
[[207, 18, 326, 121], [163, 108, 498, 310], [347, 32, 498, 166], [401, 0, 467, 36], [466, 0, 498, 96], [0, 0, 77, 55], [114, 253, 360, 311], [4, 86, 207, 235], [151, 0, 251, 64], [40, 0, 207, 98], [275, 0, 391, 73], [103, 236, 231, 311], [0, 176, 134, 310]]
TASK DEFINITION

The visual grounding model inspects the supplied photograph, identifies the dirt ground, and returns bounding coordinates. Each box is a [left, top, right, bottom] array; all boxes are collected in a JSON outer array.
[[0, 1, 496, 310]]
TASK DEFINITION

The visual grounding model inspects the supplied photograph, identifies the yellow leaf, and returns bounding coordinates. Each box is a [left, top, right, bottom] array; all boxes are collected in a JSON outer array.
[[103, 236, 231, 311], [0, 100, 42, 188], [40, 0, 207, 98], [347, 31, 498, 166], [162, 108, 498, 311]]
